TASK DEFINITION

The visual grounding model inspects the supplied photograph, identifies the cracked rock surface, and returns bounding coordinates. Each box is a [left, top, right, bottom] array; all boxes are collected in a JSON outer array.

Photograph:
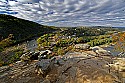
[[0, 51, 125, 83]]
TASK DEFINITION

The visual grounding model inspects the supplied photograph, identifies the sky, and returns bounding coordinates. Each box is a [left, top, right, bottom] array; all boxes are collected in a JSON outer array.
[[0, 0, 125, 27]]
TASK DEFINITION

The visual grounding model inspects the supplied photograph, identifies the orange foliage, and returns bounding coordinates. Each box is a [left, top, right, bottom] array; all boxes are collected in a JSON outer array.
[[112, 32, 125, 52]]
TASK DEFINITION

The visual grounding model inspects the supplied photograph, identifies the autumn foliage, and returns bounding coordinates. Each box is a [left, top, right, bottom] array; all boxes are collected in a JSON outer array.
[[112, 32, 125, 52]]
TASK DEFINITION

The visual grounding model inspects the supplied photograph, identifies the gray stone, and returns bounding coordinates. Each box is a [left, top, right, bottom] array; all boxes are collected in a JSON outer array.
[[20, 52, 31, 61], [39, 50, 52, 56], [46, 50, 52, 55], [74, 44, 90, 50], [92, 46, 112, 56], [39, 51, 48, 56], [41, 79, 50, 83], [35, 58, 56, 76], [109, 58, 125, 72], [20, 51, 40, 61]]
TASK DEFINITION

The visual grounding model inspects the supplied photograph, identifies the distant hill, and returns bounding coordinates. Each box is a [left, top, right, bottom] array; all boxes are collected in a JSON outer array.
[[0, 14, 57, 43], [112, 27, 125, 31]]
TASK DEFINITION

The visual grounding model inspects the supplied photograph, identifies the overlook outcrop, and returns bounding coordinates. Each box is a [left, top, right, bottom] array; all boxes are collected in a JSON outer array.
[[0, 46, 125, 83], [36, 51, 120, 83]]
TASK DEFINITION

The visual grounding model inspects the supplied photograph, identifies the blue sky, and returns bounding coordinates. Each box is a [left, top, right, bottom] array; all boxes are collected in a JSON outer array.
[[0, 0, 125, 27]]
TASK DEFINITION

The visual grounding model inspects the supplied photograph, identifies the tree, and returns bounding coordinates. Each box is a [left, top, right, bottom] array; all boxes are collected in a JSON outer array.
[[112, 32, 125, 56], [0, 34, 15, 47], [37, 34, 50, 47], [0, 34, 3, 41]]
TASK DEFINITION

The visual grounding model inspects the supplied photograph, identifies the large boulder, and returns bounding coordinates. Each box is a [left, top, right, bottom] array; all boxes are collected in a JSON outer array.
[[74, 44, 90, 50], [20, 50, 52, 61], [20, 52, 32, 61], [20, 51, 40, 61], [35, 58, 56, 76], [109, 58, 125, 72], [43, 56, 117, 83], [30, 51, 39, 60], [39, 50, 52, 56], [91, 46, 112, 56], [38, 50, 52, 60], [39, 51, 48, 56]]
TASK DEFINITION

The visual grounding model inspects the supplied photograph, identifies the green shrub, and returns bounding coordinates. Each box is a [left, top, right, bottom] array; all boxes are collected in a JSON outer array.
[[9, 51, 23, 64], [57, 48, 65, 55], [0, 46, 4, 52], [87, 38, 112, 47], [0, 34, 15, 48], [0, 58, 4, 66]]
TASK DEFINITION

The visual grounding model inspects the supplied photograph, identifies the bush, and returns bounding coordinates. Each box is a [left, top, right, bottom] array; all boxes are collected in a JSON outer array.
[[87, 38, 112, 47], [0, 34, 15, 50], [0, 46, 4, 52], [9, 51, 23, 64], [112, 32, 125, 52], [57, 48, 65, 55], [37, 34, 52, 47], [0, 58, 4, 66]]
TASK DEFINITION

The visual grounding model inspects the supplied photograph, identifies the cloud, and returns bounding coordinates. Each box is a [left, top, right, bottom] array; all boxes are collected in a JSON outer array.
[[16, 0, 40, 3], [0, 0, 125, 27]]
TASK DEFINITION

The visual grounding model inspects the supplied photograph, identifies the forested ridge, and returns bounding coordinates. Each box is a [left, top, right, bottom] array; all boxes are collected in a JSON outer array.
[[0, 14, 57, 42]]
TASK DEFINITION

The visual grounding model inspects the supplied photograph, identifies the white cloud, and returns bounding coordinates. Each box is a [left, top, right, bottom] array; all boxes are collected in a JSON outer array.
[[1, 0, 125, 27]]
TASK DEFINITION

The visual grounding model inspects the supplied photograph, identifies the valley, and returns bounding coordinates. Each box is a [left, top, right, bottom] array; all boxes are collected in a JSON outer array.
[[0, 14, 125, 83]]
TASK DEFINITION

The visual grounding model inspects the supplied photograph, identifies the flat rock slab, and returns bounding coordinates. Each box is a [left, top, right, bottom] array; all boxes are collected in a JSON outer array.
[[0, 51, 125, 83]]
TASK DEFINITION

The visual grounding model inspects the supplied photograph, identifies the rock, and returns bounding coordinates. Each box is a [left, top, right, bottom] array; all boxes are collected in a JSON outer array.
[[15, 61, 22, 64], [39, 50, 52, 56], [0, 66, 10, 73], [56, 59, 65, 66], [30, 51, 39, 60], [92, 46, 112, 56], [117, 52, 125, 57], [35, 58, 56, 76], [95, 50, 111, 56], [109, 58, 125, 72], [46, 50, 52, 55], [20, 52, 31, 61], [58, 60, 74, 75], [20, 50, 52, 61], [64, 52, 90, 59], [35, 59, 50, 75], [20, 51, 40, 61], [38, 50, 52, 60], [0, 48, 120, 83], [38, 55, 47, 60], [91, 46, 104, 51], [41, 79, 50, 83], [39, 51, 48, 56], [74, 44, 90, 50], [38, 51, 48, 60]]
